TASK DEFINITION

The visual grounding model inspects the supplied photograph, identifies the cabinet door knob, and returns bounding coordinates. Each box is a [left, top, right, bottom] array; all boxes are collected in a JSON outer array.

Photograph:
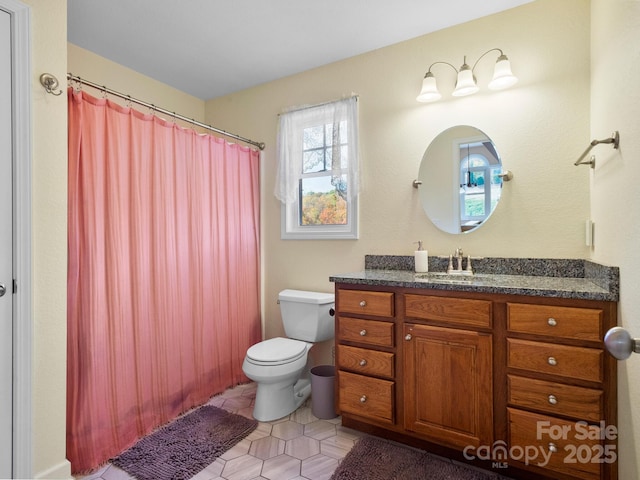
[[359, 359, 367, 366], [547, 356, 557, 366], [548, 443, 558, 453], [405, 334, 412, 341], [548, 317, 557, 327], [359, 300, 367, 307], [548, 394, 558, 405], [360, 329, 367, 336], [360, 395, 367, 403]]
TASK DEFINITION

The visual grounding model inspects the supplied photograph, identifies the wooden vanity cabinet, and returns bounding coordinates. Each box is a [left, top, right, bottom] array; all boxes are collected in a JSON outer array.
[[334, 284, 618, 480]]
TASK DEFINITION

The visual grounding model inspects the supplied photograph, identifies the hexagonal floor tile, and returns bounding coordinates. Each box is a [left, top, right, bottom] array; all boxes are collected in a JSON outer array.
[[261, 454, 302, 480], [285, 436, 320, 460], [249, 436, 285, 460], [271, 420, 304, 440]]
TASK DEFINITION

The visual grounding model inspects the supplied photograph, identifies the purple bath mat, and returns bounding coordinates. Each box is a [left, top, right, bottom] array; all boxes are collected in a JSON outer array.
[[111, 405, 257, 480], [331, 435, 506, 480]]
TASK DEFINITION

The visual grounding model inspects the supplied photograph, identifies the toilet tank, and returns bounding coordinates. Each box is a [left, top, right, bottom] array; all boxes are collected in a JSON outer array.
[[278, 289, 335, 342]]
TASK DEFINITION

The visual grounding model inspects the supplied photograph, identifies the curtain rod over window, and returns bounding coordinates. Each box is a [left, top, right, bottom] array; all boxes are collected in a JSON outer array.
[[278, 94, 359, 116], [65, 73, 265, 150]]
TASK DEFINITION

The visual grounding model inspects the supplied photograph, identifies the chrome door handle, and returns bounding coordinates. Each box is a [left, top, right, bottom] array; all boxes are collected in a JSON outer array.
[[605, 327, 640, 360], [0, 284, 5, 297]]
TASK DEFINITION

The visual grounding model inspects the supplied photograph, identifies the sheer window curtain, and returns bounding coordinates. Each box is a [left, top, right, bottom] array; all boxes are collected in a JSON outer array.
[[66, 88, 261, 472], [275, 97, 359, 204]]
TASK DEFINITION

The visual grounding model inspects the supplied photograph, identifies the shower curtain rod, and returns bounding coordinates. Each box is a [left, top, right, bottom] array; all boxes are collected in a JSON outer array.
[[66, 73, 266, 150]]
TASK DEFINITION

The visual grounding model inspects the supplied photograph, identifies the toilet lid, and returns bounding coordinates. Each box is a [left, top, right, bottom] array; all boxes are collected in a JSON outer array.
[[246, 337, 308, 365]]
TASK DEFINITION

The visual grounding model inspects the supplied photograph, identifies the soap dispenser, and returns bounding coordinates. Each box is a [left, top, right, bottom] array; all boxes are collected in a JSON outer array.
[[414, 241, 428, 273]]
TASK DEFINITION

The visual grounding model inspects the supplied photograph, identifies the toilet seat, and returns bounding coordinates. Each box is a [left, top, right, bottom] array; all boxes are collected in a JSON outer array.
[[245, 337, 308, 366]]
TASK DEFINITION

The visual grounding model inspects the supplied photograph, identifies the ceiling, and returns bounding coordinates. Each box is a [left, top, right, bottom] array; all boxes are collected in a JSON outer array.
[[67, 0, 533, 101]]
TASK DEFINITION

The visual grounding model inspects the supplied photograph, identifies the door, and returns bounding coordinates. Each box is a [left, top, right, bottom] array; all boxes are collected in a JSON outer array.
[[403, 323, 493, 450], [0, 7, 13, 478]]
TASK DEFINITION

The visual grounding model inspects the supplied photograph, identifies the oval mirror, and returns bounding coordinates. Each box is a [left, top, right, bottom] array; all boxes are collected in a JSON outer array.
[[418, 126, 506, 234]]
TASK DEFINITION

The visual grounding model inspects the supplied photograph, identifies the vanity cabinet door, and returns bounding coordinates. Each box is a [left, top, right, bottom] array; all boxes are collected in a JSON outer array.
[[403, 323, 493, 450]]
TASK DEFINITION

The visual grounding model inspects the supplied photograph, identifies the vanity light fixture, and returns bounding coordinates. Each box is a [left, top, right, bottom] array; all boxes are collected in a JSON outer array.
[[416, 48, 518, 103]]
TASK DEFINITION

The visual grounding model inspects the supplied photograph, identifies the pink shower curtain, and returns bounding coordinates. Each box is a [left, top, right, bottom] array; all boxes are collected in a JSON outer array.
[[66, 88, 261, 472]]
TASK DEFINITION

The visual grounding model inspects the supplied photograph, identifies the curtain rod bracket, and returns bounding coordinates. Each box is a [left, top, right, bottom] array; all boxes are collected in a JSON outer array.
[[40, 73, 63, 96], [574, 131, 619, 167]]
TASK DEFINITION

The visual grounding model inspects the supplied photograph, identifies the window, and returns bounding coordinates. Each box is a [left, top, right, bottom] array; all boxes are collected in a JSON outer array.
[[275, 97, 359, 239]]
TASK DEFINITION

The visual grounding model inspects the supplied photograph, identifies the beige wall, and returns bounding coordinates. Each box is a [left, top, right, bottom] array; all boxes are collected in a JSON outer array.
[[205, 0, 591, 361], [67, 43, 205, 126], [21, 0, 70, 477], [590, 0, 640, 476]]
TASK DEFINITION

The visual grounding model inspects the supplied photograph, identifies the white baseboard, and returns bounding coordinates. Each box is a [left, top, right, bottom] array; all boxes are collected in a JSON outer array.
[[34, 459, 72, 480]]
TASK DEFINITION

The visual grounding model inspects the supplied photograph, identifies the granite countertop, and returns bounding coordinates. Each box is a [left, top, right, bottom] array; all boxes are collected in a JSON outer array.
[[329, 255, 619, 302]]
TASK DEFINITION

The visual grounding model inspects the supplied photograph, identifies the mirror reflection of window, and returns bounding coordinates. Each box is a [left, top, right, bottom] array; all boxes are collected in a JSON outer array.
[[458, 141, 503, 231]]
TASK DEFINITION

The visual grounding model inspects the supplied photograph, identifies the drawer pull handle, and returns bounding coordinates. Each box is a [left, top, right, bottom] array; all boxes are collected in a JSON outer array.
[[360, 329, 367, 336], [548, 394, 558, 405], [359, 300, 367, 307], [359, 359, 367, 367], [548, 317, 557, 327], [405, 334, 412, 341], [548, 356, 558, 366], [360, 395, 367, 403], [548, 443, 558, 454]]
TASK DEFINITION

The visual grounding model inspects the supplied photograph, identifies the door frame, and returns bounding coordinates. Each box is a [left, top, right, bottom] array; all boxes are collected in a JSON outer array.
[[2, 0, 32, 478]]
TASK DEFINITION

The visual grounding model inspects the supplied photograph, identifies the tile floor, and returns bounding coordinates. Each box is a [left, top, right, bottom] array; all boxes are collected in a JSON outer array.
[[76, 382, 364, 480]]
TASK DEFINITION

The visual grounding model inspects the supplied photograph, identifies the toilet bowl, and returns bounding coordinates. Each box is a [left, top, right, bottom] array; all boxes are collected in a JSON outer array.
[[242, 337, 312, 421], [242, 289, 335, 421]]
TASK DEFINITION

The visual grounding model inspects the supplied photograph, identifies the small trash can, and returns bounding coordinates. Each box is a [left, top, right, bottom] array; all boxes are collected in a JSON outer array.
[[310, 365, 337, 419]]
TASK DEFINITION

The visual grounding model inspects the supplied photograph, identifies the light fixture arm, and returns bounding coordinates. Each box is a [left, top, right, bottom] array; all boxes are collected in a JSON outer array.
[[471, 48, 505, 72], [423, 61, 458, 77]]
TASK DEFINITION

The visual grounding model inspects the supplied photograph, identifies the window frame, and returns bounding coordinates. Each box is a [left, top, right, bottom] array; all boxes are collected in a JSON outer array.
[[279, 99, 359, 240]]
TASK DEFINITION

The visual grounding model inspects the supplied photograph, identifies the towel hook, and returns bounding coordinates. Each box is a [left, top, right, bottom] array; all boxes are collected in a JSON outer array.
[[574, 131, 620, 168], [40, 73, 63, 96]]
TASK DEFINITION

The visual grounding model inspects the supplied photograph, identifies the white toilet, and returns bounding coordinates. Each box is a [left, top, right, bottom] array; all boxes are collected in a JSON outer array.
[[242, 289, 335, 421]]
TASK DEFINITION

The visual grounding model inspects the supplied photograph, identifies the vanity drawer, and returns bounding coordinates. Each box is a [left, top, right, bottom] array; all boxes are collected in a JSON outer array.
[[338, 370, 394, 424], [404, 294, 492, 328], [508, 375, 603, 422], [507, 339, 603, 383], [508, 408, 602, 480], [337, 345, 394, 379], [508, 303, 602, 342], [338, 317, 394, 347], [338, 289, 394, 317]]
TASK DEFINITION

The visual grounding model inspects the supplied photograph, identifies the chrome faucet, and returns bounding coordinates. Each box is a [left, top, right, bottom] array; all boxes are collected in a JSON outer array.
[[447, 247, 473, 275]]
